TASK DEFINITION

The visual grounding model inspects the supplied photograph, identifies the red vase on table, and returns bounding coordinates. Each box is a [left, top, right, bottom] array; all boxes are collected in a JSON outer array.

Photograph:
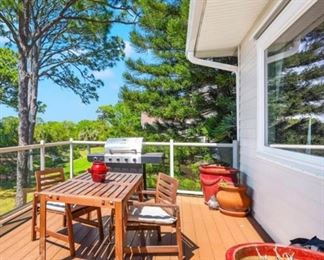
[[88, 161, 109, 183]]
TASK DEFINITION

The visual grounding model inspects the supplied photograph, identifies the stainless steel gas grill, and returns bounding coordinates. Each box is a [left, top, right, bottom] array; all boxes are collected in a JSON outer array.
[[87, 137, 164, 189], [105, 137, 143, 164]]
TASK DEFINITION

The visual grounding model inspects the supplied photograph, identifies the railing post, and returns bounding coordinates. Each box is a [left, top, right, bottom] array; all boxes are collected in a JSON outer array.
[[69, 138, 74, 179], [40, 140, 45, 170], [87, 144, 91, 154], [28, 149, 34, 184], [232, 140, 238, 169], [29, 149, 33, 172], [169, 139, 174, 177]]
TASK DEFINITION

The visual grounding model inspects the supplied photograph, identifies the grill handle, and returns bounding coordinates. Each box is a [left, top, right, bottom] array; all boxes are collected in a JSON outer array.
[[107, 148, 138, 154]]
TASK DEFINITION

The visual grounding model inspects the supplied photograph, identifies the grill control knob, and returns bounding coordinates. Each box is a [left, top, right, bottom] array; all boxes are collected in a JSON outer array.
[[117, 158, 120, 162], [124, 158, 128, 162], [133, 158, 137, 163], [108, 158, 112, 162]]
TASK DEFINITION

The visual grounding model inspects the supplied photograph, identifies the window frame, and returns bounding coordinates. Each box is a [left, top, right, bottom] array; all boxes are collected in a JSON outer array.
[[256, 0, 324, 176]]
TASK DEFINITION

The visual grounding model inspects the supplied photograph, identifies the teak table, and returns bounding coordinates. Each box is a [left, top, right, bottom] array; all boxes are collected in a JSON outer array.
[[37, 171, 143, 260]]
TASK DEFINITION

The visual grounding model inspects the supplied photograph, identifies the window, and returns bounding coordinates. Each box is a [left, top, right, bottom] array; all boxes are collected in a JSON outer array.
[[264, 2, 324, 158]]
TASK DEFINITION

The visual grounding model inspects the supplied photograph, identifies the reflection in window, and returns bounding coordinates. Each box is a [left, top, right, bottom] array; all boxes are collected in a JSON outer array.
[[265, 8, 323, 157]]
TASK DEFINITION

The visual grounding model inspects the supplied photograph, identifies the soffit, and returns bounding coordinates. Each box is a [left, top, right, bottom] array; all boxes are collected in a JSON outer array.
[[194, 0, 270, 57]]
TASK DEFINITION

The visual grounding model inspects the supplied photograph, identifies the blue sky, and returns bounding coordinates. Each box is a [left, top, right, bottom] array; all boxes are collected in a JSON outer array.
[[0, 24, 141, 122]]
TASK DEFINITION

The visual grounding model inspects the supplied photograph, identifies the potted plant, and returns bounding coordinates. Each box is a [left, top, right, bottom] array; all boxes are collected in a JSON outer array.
[[216, 180, 251, 217], [199, 164, 239, 203]]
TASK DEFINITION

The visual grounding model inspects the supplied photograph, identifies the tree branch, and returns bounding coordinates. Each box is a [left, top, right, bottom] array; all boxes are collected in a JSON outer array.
[[31, 0, 78, 47], [0, 12, 23, 54], [62, 15, 138, 25], [39, 28, 69, 66]]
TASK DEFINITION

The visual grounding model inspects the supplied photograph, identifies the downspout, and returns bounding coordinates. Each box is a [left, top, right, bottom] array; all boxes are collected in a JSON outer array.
[[186, 51, 240, 142]]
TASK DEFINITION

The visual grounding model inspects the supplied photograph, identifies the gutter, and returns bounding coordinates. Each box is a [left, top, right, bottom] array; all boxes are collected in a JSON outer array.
[[186, 51, 238, 73]]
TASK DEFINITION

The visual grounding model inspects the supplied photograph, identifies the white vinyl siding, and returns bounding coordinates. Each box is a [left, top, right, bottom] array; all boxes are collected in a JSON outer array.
[[238, 0, 324, 243]]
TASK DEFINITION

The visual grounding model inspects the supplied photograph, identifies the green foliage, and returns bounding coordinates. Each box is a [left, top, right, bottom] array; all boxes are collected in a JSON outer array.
[[121, 0, 237, 142], [0, 48, 18, 108], [0, 116, 18, 146], [34, 121, 77, 142], [77, 120, 109, 141], [0, 115, 20, 184], [97, 103, 142, 137]]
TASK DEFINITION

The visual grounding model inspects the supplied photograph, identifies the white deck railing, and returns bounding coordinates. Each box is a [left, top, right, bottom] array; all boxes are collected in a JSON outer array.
[[0, 139, 238, 217], [0, 139, 238, 181]]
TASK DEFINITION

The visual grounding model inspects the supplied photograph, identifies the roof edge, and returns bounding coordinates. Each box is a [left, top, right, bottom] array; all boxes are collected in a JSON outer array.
[[185, 0, 238, 73]]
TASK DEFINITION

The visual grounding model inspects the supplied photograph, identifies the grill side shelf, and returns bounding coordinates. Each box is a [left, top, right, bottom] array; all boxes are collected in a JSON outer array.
[[141, 153, 164, 163]]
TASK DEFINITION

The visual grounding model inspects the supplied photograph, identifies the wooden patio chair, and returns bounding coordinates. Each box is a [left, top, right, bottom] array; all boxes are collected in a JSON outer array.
[[111, 172, 183, 259], [31, 168, 104, 257]]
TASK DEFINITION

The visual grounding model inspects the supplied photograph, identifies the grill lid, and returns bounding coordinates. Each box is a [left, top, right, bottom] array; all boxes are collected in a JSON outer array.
[[105, 137, 143, 154]]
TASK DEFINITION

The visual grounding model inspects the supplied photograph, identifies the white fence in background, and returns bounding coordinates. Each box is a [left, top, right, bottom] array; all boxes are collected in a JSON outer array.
[[0, 139, 238, 196]]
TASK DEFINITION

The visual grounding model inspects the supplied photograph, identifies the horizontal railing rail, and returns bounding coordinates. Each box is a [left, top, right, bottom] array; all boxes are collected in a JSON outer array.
[[0, 141, 71, 153]]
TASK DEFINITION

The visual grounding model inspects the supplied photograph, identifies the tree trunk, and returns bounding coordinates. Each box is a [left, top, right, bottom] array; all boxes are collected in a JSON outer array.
[[28, 45, 40, 145], [16, 56, 30, 207], [15, 4, 41, 207]]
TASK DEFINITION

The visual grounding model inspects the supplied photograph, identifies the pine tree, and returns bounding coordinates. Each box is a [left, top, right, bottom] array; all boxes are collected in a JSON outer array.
[[121, 0, 237, 142]]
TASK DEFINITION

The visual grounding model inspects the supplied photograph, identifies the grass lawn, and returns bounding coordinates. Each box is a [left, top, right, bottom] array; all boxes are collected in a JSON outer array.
[[0, 187, 34, 216], [64, 146, 104, 177]]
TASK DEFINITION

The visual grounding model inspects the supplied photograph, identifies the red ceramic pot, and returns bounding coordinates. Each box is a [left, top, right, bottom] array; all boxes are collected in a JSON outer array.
[[199, 164, 239, 203], [88, 161, 109, 183], [226, 243, 324, 260]]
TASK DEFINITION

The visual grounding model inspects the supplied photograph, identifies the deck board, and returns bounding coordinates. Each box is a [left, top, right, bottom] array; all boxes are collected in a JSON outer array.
[[0, 195, 272, 259]]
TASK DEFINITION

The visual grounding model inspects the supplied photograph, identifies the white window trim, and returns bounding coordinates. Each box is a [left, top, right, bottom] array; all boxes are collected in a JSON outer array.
[[256, 0, 324, 177]]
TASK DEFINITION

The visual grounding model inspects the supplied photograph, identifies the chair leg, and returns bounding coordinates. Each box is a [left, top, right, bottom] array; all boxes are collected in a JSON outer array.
[[140, 230, 146, 245], [176, 221, 183, 260], [62, 215, 66, 227], [96, 208, 104, 240], [157, 226, 162, 241], [65, 204, 75, 257], [31, 198, 38, 241]]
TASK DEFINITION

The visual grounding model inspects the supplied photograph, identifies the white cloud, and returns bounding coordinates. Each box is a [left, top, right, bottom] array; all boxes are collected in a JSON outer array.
[[93, 69, 114, 80], [124, 41, 134, 57]]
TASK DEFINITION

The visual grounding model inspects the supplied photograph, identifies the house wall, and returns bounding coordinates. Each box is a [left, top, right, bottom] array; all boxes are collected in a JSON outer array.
[[238, 1, 324, 243]]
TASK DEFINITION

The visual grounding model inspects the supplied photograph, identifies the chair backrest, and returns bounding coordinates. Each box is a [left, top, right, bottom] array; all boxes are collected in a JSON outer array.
[[35, 168, 65, 192], [155, 172, 178, 204]]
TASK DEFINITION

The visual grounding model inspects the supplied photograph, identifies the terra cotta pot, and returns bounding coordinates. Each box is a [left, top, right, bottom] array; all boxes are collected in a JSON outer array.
[[216, 184, 251, 217]]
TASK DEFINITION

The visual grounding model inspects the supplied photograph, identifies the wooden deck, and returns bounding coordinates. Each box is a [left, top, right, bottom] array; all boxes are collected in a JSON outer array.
[[0, 195, 272, 259]]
